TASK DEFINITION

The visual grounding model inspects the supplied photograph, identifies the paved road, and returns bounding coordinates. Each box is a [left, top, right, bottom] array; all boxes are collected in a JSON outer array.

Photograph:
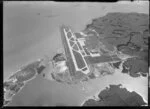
[[60, 25, 123, 76]]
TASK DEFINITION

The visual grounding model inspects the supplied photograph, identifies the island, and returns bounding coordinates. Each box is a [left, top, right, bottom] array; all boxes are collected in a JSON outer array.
[[82, 84, 147, 106], [82, 12, 149, 78], [3, 58, 50, 106]]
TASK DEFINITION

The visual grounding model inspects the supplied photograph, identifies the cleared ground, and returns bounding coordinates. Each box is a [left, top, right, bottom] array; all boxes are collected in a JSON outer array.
[[60, 25, 76, 77]]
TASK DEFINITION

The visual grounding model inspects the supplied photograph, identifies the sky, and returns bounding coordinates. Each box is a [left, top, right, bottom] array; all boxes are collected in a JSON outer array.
[[3, 1, 149, 106]]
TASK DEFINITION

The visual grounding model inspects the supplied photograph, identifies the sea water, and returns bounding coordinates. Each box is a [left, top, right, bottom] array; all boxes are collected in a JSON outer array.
[[4, 2, 148, 106]]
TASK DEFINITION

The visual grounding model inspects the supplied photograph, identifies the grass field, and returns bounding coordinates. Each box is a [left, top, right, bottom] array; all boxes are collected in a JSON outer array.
[[72, 50, 86, 69]]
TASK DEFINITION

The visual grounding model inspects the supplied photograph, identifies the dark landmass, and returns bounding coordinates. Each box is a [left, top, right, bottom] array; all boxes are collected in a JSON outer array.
[[7, 58, 49, 83], [82, 84, 147, 106], [122, 58, 148, 77], [122, 65, 129, 74], [83, 12, 149, 77], [140, 72, 147, 77], [110, 61, 122, 69], [8, 61, 41, 82], [88, 73, 96, 79], [36, 65, 46, 75], [52, 53, 66, 63]]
